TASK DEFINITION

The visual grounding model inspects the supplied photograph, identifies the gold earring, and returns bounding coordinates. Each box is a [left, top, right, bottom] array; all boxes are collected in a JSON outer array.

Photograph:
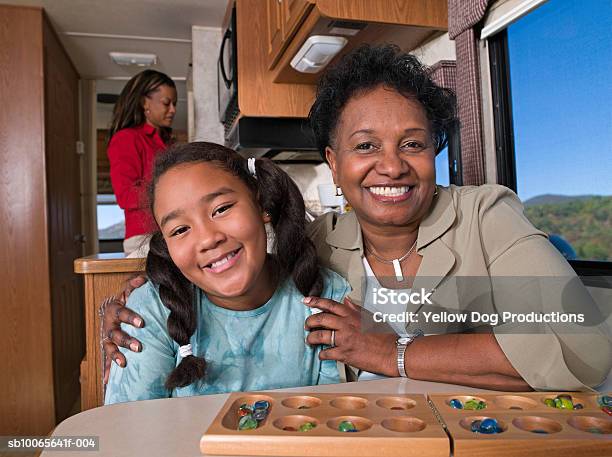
[[433, 185, 439, 196], [335, 186, 343, 197]]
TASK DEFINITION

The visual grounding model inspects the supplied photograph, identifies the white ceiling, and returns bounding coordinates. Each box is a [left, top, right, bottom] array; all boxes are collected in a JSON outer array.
[[2, 0, 228, 131]]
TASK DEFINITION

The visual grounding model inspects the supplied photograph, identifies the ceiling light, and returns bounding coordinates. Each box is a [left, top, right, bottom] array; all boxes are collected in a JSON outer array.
[[290, 36, 347, 73], [109, 52, 157, 67]]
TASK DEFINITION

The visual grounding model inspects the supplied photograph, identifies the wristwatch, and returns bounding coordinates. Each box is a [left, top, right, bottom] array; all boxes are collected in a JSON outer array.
[[396, 329, 424, 378]]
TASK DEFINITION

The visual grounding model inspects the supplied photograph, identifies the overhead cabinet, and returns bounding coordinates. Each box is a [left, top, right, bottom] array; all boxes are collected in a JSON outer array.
[[235, 0, 447, 118]]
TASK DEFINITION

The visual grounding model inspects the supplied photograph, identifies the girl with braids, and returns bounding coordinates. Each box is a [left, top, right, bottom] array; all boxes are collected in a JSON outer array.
[[104, 142, 349, 403], [107, 69, 177, 256]]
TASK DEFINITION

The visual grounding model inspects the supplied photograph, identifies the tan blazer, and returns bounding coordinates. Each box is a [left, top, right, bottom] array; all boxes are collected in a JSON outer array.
[[307, 184, 611, 391]]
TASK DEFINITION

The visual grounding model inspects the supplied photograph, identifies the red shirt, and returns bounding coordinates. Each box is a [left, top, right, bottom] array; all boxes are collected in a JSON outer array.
[[108, 123, 169, 239]]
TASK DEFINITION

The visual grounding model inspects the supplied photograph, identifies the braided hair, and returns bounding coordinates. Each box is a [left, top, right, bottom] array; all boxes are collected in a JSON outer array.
[[146, 142, 322, 390]]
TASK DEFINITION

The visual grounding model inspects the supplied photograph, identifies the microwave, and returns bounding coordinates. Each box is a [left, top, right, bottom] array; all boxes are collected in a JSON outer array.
[[216, 4, 317, 157], [218, 5, 238, 126]]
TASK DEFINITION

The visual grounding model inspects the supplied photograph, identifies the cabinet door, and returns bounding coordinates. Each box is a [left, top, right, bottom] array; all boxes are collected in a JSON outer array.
[[266, 0, 283, 67], [282, 0, 312, 41]]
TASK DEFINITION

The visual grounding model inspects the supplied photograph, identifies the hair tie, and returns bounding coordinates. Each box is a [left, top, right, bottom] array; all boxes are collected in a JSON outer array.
[[247, 157, 257, 178], [178, 344, 193, 358]]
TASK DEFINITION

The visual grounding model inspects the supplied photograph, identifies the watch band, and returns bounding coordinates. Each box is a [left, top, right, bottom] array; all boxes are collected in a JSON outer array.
[[397, 340, 409, 378], [396, 329, 423, 378]]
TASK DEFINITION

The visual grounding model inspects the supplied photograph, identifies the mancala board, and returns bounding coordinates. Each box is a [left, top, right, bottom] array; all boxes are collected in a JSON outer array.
[[200, 392, 449, 457], [428, 392, 612, 457]]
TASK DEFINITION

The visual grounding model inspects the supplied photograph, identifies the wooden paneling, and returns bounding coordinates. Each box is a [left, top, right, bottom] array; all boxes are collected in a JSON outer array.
[[237, 0, 317, 117], [0, 5, 55, 435], [0, 5, 85, 435], [43, 15, 85, 425], [316, 0, 447, 28]]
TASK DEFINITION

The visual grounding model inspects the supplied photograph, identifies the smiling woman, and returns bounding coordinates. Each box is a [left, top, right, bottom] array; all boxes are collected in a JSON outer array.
[[107, 70, 177, 256], [303, 44, 610, 391]]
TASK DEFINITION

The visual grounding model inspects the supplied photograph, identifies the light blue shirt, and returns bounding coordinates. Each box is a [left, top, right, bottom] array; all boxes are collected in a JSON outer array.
[[105, 268, 350, 404]]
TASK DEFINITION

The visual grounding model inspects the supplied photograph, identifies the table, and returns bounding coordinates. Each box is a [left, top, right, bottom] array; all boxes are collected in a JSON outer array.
[[43, 378, 496, 457]]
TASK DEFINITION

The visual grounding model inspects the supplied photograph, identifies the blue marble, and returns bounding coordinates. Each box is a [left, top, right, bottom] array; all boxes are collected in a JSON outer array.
[[449, 399, 463, 409], [479, 418, 501, 434], [254, 400, 270, 410]]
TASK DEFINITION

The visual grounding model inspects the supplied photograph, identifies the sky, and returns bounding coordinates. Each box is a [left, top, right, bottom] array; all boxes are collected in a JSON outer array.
[[507, 0, 612, 200]]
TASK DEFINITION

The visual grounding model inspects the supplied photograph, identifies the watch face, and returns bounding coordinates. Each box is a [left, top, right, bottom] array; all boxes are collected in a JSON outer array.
[[397, 337, 411, 345]]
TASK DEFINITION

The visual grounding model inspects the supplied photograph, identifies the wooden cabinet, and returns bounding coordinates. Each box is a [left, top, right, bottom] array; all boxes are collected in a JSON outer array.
[[74, 255, 145, 410], [282, 0, 312, 40], [0, 5, 84, 435], [236, 0, 448, 118], [266, 0, 284, 67], [266, 0, 314, 69]]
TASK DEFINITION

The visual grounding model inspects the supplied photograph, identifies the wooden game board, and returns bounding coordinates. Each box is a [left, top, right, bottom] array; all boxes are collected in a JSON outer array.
[[428, 392, 612, 457], [200, 392, 449, 457]]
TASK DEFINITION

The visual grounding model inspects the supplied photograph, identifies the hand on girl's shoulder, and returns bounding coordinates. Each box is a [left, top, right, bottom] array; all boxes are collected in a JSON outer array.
[[319, 267, 352, 302], [123, 281, 171, 332]]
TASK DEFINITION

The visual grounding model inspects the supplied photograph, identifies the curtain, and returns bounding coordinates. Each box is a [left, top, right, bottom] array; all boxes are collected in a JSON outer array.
[[429, 60, 457, 92], [448, 0, 490, 185]]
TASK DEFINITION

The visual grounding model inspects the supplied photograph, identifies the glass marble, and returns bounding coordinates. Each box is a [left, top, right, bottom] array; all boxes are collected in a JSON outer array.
[[471, 418, 503, 434], [470, 420, 482, 433], [464, 399, 486, 410], [449, 399, 463, 409], [545, 395, 582, 410], [299, 422, 316, 432], [252, 408, 268, 421], [238, 415, 258, 430], [338, 421, 357, 432], [254, 400, 270, 410]]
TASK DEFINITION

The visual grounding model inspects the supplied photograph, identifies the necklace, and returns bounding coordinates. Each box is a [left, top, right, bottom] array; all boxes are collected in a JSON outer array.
[[366, 239, 417, 282]]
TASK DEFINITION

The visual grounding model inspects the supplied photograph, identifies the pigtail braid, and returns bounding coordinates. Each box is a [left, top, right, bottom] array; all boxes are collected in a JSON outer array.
[[146, 232, 206, 389], [253, 159, 323, 297]]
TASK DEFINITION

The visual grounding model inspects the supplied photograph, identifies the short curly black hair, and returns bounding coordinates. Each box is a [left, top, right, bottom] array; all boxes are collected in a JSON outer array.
[[309, 44, 457, 160]]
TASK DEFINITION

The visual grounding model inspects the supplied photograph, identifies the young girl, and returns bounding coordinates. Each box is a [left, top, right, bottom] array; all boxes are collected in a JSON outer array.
[[105, 142, 350, 403]]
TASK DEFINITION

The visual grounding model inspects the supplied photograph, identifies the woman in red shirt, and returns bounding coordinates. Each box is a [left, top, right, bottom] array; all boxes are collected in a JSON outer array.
[[108, 70, 177, 256]]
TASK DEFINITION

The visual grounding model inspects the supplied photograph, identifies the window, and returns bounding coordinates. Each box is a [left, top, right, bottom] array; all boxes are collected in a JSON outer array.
[[435, 146, 450, 186], [97, 194, 125, 240], [436, 129, 462, 187], [490, 0, 612, 262]]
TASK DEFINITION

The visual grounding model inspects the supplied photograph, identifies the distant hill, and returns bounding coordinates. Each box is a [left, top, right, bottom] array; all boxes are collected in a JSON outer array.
[[523, 194, 595, 207], [99, 221, 125, 240], [523, 195, 611, 261]]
